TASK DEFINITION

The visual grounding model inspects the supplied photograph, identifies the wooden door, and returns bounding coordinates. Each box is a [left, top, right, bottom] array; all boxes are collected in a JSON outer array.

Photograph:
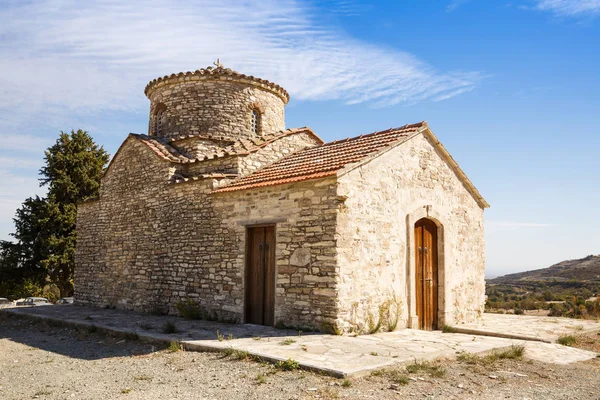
[[245, 226, 276, 326], [415, 219, 438, 330]]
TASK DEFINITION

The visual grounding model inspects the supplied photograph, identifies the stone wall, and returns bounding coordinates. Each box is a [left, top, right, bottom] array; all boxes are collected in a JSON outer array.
[[212, 178, 341, 330], [75, 138, 176, 310], [76, 137, 341, 330], [239, 131, 320, 176], [335, 133, 485, 332], [170, 137, 234, 159], [147, 79, 285, 140]]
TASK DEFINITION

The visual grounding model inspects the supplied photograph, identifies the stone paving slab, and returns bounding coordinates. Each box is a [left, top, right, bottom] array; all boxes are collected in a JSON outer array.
[[2, 306, 597, 377], [454, 313, 600, 343]]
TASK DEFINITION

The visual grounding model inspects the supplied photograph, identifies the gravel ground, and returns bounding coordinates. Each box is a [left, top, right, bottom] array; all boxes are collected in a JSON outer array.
[[0, 313, 599, 400]]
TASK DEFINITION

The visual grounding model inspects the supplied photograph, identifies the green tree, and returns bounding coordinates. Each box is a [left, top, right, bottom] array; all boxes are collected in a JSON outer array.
[[1, 130, 109, 297], [40, 130, 109, 296]]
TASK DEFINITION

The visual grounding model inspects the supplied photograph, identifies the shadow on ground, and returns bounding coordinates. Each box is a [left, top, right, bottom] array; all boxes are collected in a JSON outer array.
[[0, 305, 309, 361]]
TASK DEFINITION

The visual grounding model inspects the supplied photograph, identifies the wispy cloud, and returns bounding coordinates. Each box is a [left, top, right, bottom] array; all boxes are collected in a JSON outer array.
[[0, 169, 45, 240], [0, 0, 482, 239], [0, 134, 52, 154], [447, 0, 472, 12], [0, 0, 479, 122], [534, 0, 600, 16]]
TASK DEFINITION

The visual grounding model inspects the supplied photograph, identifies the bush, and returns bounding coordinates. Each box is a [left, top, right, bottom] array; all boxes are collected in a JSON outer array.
[[175, 298, 203, 320], [275, 358, 300, 371], [162, 321, 178, 334], [549, 303, 566, 317], [557, 335, 577, 346], [42, 284, 60, 303], [513, 308, 524, 315]]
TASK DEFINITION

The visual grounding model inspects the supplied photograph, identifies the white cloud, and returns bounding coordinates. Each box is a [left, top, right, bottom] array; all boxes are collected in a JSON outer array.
[[534, 0, 600, 16], [0, 134, 51, 154], [447, 0, 472, 12], [0, 0, 480, 121], [0, 170, 45, 241]]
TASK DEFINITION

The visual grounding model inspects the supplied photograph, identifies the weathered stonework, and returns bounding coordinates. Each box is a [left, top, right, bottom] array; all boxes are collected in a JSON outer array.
[[75, 66, 488, 333], [335, 133, 485, 332], [146, 68, 287, 140]]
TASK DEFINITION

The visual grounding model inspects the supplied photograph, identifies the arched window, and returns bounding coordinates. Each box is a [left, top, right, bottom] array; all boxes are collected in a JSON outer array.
[[251, 109, 260, 135], [156, 109, 164, 136], [153, 103, 167, 137]]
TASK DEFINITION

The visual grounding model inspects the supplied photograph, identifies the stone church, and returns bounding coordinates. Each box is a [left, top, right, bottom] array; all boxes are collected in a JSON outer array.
[[75, 64, 489, 333]]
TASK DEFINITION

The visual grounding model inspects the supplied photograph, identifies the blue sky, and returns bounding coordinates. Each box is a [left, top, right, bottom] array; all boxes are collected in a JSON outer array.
[[0, 0, 598, 277]]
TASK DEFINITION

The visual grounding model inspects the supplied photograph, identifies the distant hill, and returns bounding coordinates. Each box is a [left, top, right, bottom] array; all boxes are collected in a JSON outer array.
[[489, 255, 600, 285]]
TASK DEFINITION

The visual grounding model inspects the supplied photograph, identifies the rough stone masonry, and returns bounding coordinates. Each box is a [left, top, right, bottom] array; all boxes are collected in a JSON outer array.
[[75, 64, 489, 333]]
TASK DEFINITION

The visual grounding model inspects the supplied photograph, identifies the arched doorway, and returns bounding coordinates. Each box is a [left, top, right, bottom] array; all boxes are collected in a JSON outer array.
[[414, 218, 439, 330]]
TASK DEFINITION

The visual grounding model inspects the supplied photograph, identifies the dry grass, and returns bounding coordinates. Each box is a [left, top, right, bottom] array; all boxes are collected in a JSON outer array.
[[457, 344, 525, 367], [569, 332, 600, 352], [405, 360, 446, 378]]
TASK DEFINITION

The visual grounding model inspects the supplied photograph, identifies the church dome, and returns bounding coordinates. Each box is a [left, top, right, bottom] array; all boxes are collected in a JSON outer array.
[[144, 64, 288, 141]]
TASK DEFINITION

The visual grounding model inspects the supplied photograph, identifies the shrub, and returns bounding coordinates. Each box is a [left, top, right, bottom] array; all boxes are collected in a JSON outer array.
[[549, 303, 566, 317], [162, 321, 178, 334], [406, 360, 446, 378], [557, 335, 577, 346], [175, 298, 203, 320], [513, 308, 524, 315], [457, 345, 524, 365], [168, 341, 181, 352], [275, 358, 300, 371]]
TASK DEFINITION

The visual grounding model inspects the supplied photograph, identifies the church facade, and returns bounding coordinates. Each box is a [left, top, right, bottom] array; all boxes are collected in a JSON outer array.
[[75, 65, 489, 333]]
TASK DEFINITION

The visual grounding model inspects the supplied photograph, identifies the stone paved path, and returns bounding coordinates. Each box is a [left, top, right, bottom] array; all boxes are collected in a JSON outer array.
[[3, 306, 597, 377], [455, 313, 600, 342]]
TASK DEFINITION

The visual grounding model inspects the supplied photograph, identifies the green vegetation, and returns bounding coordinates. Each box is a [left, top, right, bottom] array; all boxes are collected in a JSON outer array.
[[162, 321, 178, 334], [341, 378, 352, 387], [279, 338, 296, 346], [442, 324, 457, 333], [557, 335, 578, 346], [0, 130, 109, 299], [457, 344, 525, 366], [167, 341, 181, 352], [275, 358, 300, 371], [256, 373, 266, 384], [371, 369, 410, 385], [405, 360, 446, 378], [0, 130, 109, 300], [486, 256, 600, 319]]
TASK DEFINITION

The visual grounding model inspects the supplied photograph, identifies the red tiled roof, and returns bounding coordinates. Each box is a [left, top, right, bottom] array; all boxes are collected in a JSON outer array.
[[212, 122, 425, 193]]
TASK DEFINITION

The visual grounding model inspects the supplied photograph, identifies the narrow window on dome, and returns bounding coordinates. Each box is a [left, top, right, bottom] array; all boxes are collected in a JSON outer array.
[[251, 109, 261, 135], [155, 110, 164, 136]]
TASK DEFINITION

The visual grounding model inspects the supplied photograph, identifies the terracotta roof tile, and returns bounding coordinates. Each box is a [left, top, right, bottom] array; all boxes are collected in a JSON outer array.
[[213, 122, 425, 193]]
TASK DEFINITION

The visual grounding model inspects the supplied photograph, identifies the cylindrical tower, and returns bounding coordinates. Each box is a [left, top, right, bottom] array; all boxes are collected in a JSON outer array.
[[144, 65, 289, 141]]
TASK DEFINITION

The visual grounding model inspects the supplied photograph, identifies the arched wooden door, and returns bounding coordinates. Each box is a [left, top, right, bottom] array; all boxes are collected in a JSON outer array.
[[414, 218, 439, 330]]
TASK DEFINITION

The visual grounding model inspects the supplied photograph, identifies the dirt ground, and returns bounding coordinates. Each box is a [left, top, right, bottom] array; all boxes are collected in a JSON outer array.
[[0, 313, 599, 400]]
